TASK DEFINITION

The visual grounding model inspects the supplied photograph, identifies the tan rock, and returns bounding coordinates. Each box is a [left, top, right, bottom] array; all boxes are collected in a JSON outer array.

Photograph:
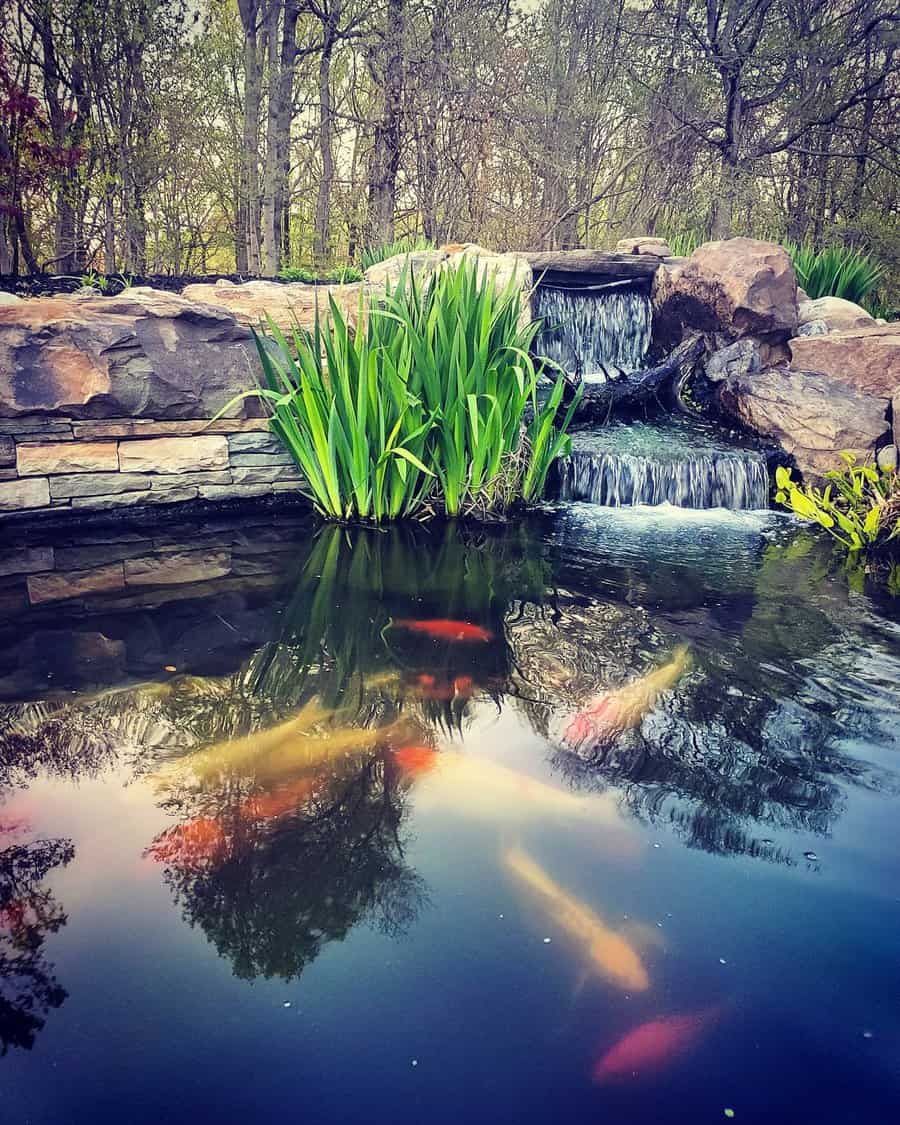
[[180, 279, 365, 333], [652, 238, 798, 346], [16, 439, 119, 476], [123, 549, 232, 586], [27, 562, 125, 604], [363, 250, 447, 289], [615, 236, 672, 257], [797, 296, 875, 333], [720, 368, 889, 477], [118, 434, 229, 474], [70, 487, 198, 509], [0, 476, 50, 511], [788, 324, 900, 400], [72, 417, 269, 439]]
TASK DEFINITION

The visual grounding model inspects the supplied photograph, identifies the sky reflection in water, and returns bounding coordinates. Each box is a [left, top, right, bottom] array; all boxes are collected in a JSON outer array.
[[0, 509, 899, 1124]]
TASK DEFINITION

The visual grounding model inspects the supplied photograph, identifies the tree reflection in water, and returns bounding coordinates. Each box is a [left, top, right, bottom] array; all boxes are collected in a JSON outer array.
[[147, 741, 426, 981], [0, 820, 73, 1054]]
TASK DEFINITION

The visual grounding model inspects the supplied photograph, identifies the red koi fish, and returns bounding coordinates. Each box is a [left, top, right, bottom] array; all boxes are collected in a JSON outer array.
[[392, 744, 439, 775], [240, 776, 316, 821], [147, 816, 226, 869], [592, 1008, 719, 1083], [392, 619, 493, 643]]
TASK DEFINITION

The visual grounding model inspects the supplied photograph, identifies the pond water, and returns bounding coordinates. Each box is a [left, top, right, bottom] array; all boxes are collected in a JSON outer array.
[[1, 508, 899, 1124]]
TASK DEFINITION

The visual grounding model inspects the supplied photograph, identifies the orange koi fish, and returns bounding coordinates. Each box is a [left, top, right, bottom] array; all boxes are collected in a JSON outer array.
[[239, 775, 317, 821], [392, 744, 440, 775], [147, 816, 226, 869], [592, 1008, 719, 1083], [392, 619, 493, 643], [409, 672, 478, 700], [503, 846, 649, 991], [564, 646, 692, 752]]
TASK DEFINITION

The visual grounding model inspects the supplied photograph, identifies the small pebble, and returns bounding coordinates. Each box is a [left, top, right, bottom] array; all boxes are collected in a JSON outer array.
[[656, 922, 663, 928], [283, 1001, 292, 1008], [862, 1030, 874, 1040], [804, 851, 818, 861], [719, 958, 728, 965], [724, 1111, 735, 1119], [498, 913, 504, 919], [543, 937, 552, 944], [652, 842, 661, 849], [411, 1059, 418, 1067], [164, 665, 177, 673]]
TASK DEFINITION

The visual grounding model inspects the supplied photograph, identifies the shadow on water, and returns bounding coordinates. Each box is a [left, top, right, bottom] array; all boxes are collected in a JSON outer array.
[[0, 511, 898, 1024]]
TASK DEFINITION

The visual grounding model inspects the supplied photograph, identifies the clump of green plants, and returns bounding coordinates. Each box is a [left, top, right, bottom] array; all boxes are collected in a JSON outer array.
[[277, 265, 318, 283], [360, 236, 435, 272], [785, 242, 885, 306], [664, 229, 703, 258], [225, 259, 579, 522], [775, 454, 899, 554], [276, 265, 363, 284]]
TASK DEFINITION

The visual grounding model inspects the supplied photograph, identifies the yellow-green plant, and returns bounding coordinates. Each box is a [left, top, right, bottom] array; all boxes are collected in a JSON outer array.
[[775, 454, 900, 553]]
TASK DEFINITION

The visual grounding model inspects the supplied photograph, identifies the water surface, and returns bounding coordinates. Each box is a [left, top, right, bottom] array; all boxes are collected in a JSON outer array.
[[1, 510, 898, 1124]]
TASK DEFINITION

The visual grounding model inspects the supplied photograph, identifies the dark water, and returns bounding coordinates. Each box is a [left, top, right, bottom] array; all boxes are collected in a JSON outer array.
[[1, 509, 899, 1125]]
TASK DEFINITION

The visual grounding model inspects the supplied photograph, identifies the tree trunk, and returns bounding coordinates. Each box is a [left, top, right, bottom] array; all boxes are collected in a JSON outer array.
[[366, 0, 404, 246], [238, 0, 263, 274], [313, 11, 338, 261]]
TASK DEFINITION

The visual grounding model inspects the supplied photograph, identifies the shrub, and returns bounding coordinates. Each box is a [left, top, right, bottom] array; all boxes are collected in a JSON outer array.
[[360, 236, 435, 272], [785, 242, 885, 305], [775, 454, 899, 554], [277, 265, 363, 284], [277, 265, 318, 283], [225, 259, 579, 522]]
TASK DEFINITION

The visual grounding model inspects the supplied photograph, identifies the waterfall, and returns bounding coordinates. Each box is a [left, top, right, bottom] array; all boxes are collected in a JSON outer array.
[[556, 422, 770, 511], [533, 285, 652, 377]]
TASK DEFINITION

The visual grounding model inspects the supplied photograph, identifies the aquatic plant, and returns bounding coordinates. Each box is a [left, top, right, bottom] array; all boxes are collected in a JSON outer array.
[[360, 235, 435, 271], [784, 242, 885, 305], [775, 455, 900, 554], [663, 229, 703, 258], [233, 258, 579, 521]]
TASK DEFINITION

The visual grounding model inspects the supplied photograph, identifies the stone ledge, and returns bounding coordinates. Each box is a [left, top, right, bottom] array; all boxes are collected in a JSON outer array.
[[118, 434, 229, 473], [0, 477, 50, 511], [17, 440, 119, 476], [27, 561, 126, 604], [72, 418, 270, 439]]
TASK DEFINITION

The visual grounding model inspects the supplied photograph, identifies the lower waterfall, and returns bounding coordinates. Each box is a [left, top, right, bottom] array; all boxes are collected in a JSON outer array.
[[557, 422, 770, 511]]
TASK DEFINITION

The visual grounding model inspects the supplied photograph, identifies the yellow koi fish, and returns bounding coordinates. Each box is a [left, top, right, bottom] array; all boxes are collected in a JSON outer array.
[[159, 698, 388, 785], [393, 745, 628, 835], [564, 645, 692, 751], [503, 845, 650, 992]]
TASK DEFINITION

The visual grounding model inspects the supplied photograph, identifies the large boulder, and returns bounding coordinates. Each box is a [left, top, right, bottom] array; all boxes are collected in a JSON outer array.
[[363, 250, 447, 289], [652, 238, 798, 349], [0, 288, 263, 420], [797, 295, 874, 333], [788, 323, 900, 400], [180, 278, 365, 333], [720, 368, 890, 478]]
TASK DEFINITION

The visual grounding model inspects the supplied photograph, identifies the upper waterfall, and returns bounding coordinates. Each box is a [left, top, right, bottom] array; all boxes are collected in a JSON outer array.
[[533, 284, 652, 377]]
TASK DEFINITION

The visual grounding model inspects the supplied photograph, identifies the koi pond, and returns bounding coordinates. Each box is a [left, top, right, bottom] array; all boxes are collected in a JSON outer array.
[[1, 506, 899, 1124]]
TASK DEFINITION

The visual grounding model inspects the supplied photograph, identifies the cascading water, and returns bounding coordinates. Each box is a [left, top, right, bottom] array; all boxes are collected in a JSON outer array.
[[533, 284, 652, 377], [557, 421, 770, 511]]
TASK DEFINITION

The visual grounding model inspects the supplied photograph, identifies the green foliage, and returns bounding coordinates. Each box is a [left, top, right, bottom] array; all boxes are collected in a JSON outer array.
[[775, 455, 900, 554], [225, 259, 579, 522], [664, 229, 703, 258], [75, 270, 109, 292], [276, 265, 363, 284], [277, 266, 318, 283], [784, 242, 886, 305], [360, 236, 435, 272]]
